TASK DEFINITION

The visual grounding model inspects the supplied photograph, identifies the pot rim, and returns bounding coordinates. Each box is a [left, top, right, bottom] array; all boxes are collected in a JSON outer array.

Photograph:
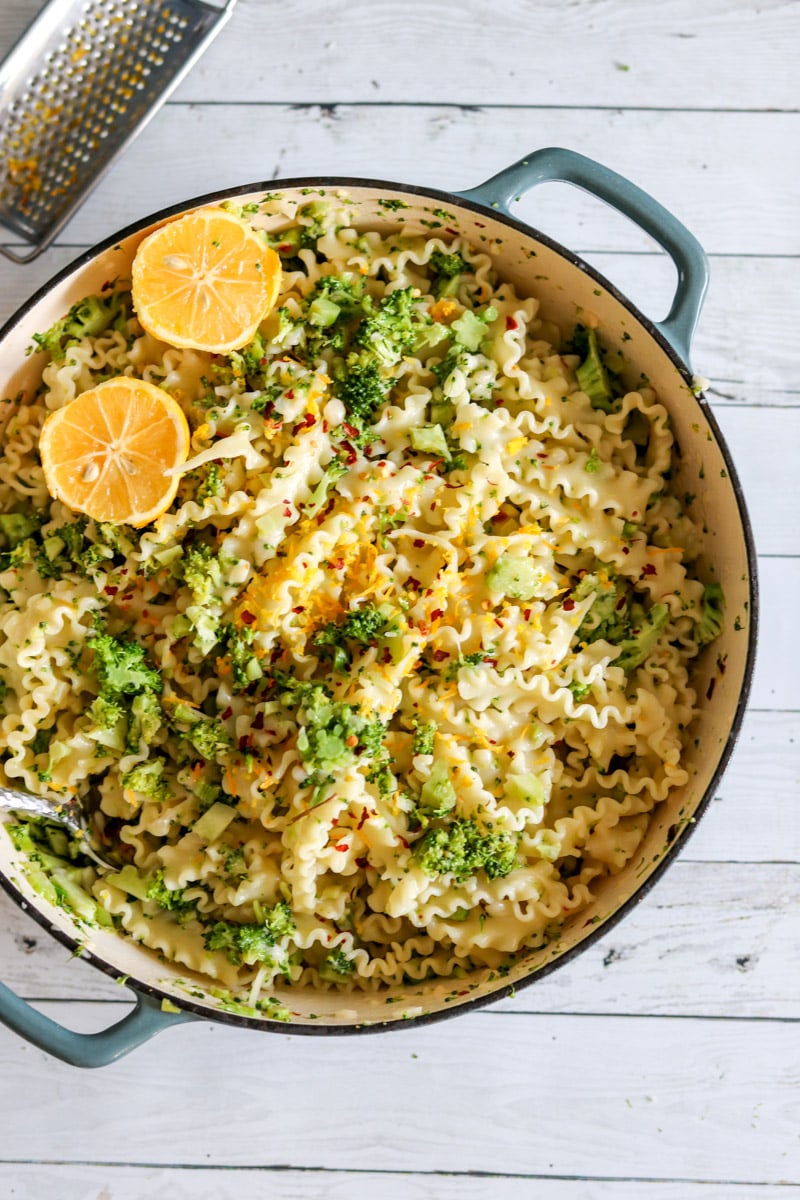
[[0, 174, 759, 1035]]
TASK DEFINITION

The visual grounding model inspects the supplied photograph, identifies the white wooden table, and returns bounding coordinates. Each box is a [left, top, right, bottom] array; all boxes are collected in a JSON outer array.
[[0, 1, 797, 1195]]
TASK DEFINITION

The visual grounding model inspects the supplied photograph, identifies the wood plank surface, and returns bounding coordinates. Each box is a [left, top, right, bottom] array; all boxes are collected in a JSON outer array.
[[0, 0, 796, 1193], [0, 105, 792, 256], [2, 1164, 799, 1200], [0, 1005, 798, 1182], [2, 0, 798, 109]]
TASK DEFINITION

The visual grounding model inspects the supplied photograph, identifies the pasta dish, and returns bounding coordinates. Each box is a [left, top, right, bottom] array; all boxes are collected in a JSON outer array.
[[0, 195, 723, 1015]]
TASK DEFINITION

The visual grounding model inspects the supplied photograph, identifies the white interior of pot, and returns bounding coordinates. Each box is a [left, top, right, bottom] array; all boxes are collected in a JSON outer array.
[[0, 185, 754, 1028]]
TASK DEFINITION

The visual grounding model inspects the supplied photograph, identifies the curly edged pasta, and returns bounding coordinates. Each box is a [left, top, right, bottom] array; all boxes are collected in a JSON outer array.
[[0, 195, 723, 1009]]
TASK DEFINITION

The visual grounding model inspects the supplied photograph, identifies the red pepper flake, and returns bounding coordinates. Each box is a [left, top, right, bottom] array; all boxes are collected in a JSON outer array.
[[341, 440, 358, 465], [413, 538, 425, 549], [505, 315, 518, 330], [252, 711, 265, 730], [536, 452, 548, 460], [285, 389, 294, 399], [706, 677, 716, 701], [494, 617, 504, 629], [382, 647, 392, 664], [616, 595, 627, 611], [622, 546, 630, 555], [431, 608, 444, 621], [342, 422, 360, 439], [101, 279, 114, 291], [241, 610, 256, 625], [632, 511, 639, 518], [397, 836, 410, 850], [103, 585, 118, 596], [221, 706, 233, 720], [523, 608, 532, 621], [322, 419, 329, 433], [357, 808, 372, 830], [355, 856, 369, 869], [270, 646, 284, 664], [333, 842, 349, 853], [406, 576, 421, 590], [292, 605, 305, 614], [486, 657, 498, 667], [445, 227, 459, 236], [563, 598, 575, 611], [332, 557, 345, 570], [260, 357, 268, 366], [430, 500, 438, 511], [643, 563, 657, 576], [433, 648, 450, 662], [238, 735, 251, 752]]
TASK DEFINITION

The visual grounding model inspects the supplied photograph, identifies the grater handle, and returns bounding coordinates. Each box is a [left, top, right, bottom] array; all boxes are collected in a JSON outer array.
[[0, 244, 45, 265]]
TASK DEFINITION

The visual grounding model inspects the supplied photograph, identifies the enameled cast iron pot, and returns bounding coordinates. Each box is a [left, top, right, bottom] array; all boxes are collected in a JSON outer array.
[[0, 148, 758, 1066]]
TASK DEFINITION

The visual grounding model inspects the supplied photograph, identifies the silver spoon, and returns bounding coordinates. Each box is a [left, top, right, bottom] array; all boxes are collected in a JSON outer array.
[[0, 782, 116, 870]]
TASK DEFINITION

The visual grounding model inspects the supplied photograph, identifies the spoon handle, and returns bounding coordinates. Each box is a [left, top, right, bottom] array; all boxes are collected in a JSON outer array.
[[0, 784, 67, 821]]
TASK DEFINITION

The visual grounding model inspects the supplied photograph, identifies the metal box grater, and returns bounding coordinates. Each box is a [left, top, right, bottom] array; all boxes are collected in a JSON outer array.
[[0, 0, 236, 262]]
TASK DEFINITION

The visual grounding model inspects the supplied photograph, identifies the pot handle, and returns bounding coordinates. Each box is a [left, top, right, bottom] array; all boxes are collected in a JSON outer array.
[[457, 146, 709, 366], [0, 978, 195, 1068]]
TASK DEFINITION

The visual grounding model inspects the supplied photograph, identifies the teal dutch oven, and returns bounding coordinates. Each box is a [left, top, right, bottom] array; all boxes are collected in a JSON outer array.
[[0, 148, 757, 1065]]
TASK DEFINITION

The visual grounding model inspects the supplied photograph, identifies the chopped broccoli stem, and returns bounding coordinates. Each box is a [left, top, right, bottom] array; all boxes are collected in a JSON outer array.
[[574, 326, 616, 412]]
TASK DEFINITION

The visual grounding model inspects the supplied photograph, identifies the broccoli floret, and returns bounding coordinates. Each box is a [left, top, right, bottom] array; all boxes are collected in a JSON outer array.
[[0, 537, 35, 573], [219, 623, 259, 691], [573, 325, 616, 412], [127, 690, 163, 750], [411, 719, 436, 756], [430, 250, 468, 280], [311, 274, 366, 316], [181, 544, 224, 607], [429, 250, 469, 298], [88, 630, 162, 699], [697, 582, 724, 646], [303, 457, 348, 517], [366, 761, 397, 799], [574, 571, 630, 645], [0, 512, 40, 549], [318, 947, 356, 982], [197, 463, 224, 504], [336, 357, 391, 430], [121, 758, 170, 802], [613, 602, 670, 672], [276, 674, 385, 800], [416, 817, 518, 882], [170, 703, 231, 761], [145, 869, 193, 913], [203, 900, 295, 965], [87, 694, 125, 730], [313, 604, 394, 671], [352, 287, 419, 366], [32, 292, 130, 362]]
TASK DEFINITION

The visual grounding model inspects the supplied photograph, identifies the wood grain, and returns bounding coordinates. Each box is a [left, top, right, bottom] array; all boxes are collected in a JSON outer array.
[[0, 106, 791, 255], [2, 0, 797, 109], [0, 1005, 798, 1181], [0, 0, 796, 1189], [2, 1164, 799, 1200]]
